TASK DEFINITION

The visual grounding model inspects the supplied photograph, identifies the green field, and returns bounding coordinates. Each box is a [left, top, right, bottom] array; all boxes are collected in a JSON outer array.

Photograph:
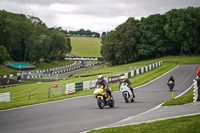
[[89, 114, 200, 133], [70, 36, 102, 57]]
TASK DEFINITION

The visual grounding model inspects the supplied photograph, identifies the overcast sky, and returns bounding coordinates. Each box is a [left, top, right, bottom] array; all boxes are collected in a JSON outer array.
[[0, 0, 200, 34]]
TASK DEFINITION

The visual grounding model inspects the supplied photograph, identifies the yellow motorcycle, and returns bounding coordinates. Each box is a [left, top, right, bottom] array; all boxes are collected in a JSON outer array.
[[93, 86, 115, 109]]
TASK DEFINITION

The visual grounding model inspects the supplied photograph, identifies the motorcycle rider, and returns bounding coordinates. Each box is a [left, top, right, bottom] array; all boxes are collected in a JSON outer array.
[[167, 76, 175, 86], [95, 75, 112, 97], [119, 76, 135, 99]]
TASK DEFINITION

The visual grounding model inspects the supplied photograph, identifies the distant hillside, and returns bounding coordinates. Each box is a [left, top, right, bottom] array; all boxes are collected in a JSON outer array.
[[70, 36, 102, 57]]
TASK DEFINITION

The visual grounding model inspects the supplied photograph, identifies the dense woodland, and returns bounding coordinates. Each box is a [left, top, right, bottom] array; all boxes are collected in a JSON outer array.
[[0, 10, 72, 64], [101, 7, 200, 65]]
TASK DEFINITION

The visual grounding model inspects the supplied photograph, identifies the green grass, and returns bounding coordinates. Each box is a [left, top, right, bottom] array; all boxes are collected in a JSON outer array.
[[70, 36, 102, 57], [89, 114, 200, 133], [162, 88, 194, 106], [0, 56, 199, 110]]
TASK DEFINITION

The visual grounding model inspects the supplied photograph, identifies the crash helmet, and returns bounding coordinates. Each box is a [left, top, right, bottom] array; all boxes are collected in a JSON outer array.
[[120, 76, 126, 82], [98, 75, 104, 83]]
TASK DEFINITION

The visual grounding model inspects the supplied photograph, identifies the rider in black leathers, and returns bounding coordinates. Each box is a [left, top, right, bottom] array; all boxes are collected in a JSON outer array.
[[167, 76, 175, 90], [167, 76, 175, 85]]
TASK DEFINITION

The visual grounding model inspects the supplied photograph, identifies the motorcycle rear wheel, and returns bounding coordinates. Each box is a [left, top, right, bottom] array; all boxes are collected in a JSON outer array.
[[169, 85, 173, 91], [109, 98, 115, 107], [131, 97, 135, 102]]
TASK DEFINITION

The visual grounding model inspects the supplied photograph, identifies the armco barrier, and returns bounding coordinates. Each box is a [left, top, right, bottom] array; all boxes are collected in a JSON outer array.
[[65, 61, 163, 94]]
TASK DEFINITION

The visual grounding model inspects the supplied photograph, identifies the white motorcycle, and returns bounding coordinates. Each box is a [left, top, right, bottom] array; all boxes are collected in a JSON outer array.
[[120, 82, 135, 103]]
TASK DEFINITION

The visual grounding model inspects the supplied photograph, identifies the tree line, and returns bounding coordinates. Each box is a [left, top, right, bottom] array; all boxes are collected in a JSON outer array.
[[0, 10, 72, 64], [101, 7, 200, 65], [69, 29, 100, 38]]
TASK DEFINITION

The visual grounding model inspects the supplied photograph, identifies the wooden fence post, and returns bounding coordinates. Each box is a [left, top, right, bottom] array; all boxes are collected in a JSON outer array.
[[28, 88, 30, 100]]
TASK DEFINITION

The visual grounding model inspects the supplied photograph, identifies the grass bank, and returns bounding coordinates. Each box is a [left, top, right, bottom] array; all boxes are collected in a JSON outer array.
[[89, 114, 200, 133], [162, 88, 194, 106]]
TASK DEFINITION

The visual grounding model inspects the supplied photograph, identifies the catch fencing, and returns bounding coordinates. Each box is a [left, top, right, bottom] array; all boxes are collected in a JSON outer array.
[[66, 61, 163, 95], [28, 83, 64, 100]]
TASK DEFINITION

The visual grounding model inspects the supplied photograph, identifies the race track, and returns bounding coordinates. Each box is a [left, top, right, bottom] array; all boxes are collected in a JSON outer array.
[[0, 65, 199, 133]]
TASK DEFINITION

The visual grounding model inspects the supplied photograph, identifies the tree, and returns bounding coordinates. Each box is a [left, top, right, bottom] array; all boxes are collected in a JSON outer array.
[[101, 31, 117, 65], [29, 34, 51, 64], [114, 17, 140, 64], [0, 45, 10, 63], [164, 7, 199, 55], [68, 29, 100, 37], [101, 18, 140, 65], [138, 14, 170, 57], [50, 29, 71, 57]]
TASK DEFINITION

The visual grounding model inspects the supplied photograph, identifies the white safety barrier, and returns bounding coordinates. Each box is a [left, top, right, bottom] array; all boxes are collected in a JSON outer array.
[[65, 61, 163, 95], [193, 78, 199, 102], [0, 92, 10, 102], [66, 83, 76, 94]]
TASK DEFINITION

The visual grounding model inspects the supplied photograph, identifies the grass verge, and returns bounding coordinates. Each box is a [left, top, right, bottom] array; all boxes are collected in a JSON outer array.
[[162, 88, 193, 106], [89, 114, 200, 133]]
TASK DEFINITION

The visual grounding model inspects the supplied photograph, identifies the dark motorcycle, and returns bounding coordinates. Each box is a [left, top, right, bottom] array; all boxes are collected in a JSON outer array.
[[168, 81, 174, 91]]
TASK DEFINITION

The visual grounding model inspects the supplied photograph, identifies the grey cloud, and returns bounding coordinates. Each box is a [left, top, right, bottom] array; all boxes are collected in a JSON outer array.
[[0, 0, 200, 33]]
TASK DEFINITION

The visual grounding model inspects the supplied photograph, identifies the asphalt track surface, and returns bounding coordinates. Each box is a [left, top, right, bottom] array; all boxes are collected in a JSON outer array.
[[0, 65, 199, 133]]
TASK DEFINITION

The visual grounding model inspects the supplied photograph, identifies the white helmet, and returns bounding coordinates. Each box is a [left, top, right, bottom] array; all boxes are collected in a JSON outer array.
[[98, 75, 103, 79]]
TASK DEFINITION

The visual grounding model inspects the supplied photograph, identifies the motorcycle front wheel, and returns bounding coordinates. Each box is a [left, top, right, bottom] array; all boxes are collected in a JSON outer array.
[[97, 97, 104, 109], [123, 92, 130, 103]]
